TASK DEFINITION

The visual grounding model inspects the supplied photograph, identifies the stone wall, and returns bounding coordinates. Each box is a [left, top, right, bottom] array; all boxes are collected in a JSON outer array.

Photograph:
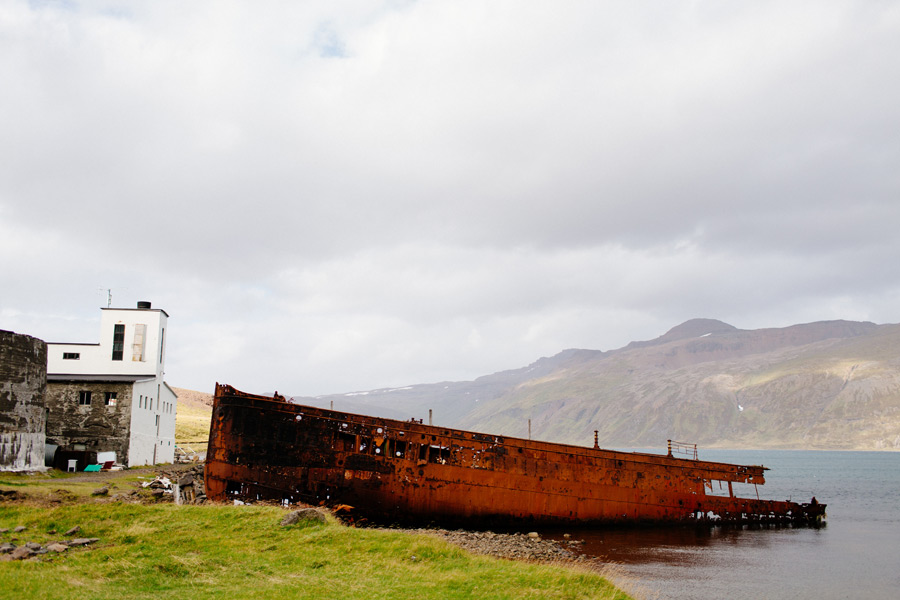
[[45, 382, 134, 465], [0, 330, 47, 471]]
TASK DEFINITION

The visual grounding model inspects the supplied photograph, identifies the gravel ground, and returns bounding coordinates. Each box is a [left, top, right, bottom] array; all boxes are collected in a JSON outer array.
[[376, 527, 591, 563]]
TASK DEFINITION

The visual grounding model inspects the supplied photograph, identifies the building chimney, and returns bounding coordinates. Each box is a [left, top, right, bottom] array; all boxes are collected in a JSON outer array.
[[137, 301, 152, 309]]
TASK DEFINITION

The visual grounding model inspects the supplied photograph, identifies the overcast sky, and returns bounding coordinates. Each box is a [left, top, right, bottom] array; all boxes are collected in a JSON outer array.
[[2, 1, 898, 396]]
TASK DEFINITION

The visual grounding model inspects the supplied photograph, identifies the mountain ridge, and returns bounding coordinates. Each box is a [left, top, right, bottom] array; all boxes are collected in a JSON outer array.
[[290, 319, 900, 451]]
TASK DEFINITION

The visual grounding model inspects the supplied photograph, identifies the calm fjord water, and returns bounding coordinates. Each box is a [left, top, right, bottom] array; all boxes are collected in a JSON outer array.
[[550, 450, 900, 600]]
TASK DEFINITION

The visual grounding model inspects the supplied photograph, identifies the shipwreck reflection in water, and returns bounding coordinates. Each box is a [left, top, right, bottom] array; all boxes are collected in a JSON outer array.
[[549, 522, 822, 566]]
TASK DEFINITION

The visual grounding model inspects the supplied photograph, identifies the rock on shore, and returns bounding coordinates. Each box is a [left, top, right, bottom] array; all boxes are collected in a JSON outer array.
[[380, 527, 587, 563]]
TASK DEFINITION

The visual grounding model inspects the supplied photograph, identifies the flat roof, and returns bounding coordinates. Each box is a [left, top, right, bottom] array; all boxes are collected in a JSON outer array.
[[101, 307, 170, 317], [48, 374, 157, 383]]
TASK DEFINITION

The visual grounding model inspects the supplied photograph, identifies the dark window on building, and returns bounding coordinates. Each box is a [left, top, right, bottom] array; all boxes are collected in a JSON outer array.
[[79, 391, 91, 406], [429, 446, 451, 464], [277, 422, 293, 444], [105, 392, 117, 406], [159, 327, 165, 362], [63, 352, 80, 360], [112, 324, 125, 361], [335, 432, 355, 451], [393, 440, 408, 459], [243, 411, 257, 437]]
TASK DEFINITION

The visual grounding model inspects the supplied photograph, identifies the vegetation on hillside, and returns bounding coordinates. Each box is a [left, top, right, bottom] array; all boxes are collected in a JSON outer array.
[[172, 387, 212, 456]]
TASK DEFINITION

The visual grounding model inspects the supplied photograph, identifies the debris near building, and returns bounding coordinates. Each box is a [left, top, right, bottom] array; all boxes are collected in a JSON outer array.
[[174, 445, 204, 463], [206, 384, 827, 528], [135, 464, 207, 505]]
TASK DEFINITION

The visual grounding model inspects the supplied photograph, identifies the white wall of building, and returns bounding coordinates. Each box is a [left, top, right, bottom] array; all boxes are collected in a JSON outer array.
[[128, 379, 163, 466], [126, 380, 177, 467], [158, 384, 177, 463], [47, 306, 168, 378]]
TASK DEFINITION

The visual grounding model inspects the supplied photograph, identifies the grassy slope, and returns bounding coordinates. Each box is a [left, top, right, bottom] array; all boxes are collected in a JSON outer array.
[[0, 500, 630, 600], [173, 387, 213, 453]]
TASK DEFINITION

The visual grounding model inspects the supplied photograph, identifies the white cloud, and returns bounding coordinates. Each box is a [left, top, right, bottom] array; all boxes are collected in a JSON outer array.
[[2, 0, 898, 395]]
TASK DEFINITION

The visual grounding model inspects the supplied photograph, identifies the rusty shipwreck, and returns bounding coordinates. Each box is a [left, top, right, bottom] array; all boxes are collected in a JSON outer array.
[[205, 384, 825, 527]]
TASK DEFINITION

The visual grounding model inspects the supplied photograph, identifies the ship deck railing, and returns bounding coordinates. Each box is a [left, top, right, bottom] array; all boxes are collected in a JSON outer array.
[[667, 439, 699, 460]]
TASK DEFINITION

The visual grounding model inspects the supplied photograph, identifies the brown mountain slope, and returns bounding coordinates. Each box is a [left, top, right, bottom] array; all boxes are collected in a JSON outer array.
[[455, 320, 900, 450]]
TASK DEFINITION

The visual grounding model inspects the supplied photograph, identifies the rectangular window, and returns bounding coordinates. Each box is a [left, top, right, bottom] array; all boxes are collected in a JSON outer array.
[[277, 421, 294, 444], [132, 324, 146, 361], [62, 352, 80, 360], [139, 395, 143, 408], [78, 391, 91, 406], [429, 445, 451, 464], [159, 328, 165, 363], [243, 412, 256, 436], [393, 440, 408, 459], [112, 324, 125, 361], [105, 392, 117, 406], [335, 432, 355, 451]]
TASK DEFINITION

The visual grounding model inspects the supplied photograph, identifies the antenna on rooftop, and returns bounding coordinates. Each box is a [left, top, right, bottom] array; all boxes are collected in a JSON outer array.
[[98, 287, 127, 308]]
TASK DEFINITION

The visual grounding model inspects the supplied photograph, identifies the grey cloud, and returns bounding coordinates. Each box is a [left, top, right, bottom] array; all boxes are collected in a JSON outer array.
[[2, 0, 898, 394]]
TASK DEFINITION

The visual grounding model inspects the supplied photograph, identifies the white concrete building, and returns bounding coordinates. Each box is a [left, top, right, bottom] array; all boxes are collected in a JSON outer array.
[[45, 302, 177, 467]]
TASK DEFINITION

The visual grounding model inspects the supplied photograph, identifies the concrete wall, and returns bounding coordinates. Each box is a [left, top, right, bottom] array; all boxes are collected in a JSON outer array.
[[45, 381, 134, 465], [0, 330, 47, 471]]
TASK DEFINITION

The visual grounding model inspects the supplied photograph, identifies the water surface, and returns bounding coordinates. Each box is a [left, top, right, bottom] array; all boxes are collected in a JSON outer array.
[[547, 450, 899, 600]]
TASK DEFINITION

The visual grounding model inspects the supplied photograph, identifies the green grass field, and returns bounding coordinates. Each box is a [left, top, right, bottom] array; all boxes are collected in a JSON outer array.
[[0, 472, 633, 600]]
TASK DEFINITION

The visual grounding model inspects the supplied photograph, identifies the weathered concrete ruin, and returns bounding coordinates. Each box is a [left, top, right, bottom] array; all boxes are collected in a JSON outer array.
[[44, 380, 136, 468], [0, 330, 47, 471]]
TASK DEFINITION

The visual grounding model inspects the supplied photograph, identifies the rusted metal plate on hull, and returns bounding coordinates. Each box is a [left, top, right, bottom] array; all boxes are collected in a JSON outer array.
[[205, 384, 825, 527]]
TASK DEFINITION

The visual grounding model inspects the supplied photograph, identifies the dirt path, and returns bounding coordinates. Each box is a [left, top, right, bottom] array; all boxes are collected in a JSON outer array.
[[60, 463, 197, 484]]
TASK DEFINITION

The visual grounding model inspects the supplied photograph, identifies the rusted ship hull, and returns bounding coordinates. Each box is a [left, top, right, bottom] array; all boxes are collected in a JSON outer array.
[[205, 384, 825, 527]]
